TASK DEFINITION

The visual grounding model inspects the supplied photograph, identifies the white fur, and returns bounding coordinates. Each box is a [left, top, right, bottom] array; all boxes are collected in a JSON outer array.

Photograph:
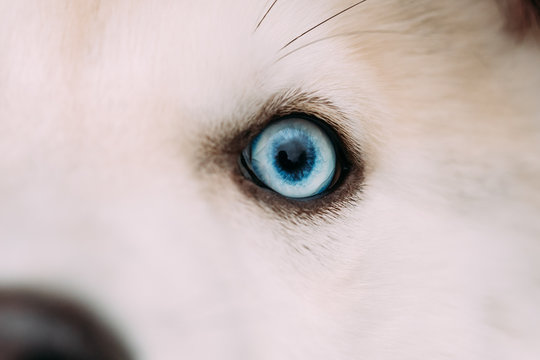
[[0, 0, 539, 358]]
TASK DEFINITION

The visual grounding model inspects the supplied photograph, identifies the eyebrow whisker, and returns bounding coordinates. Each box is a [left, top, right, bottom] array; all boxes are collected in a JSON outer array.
[[276, 29, 408, 63], [256, 0, 279, 31], [280, 0, 368, 50]]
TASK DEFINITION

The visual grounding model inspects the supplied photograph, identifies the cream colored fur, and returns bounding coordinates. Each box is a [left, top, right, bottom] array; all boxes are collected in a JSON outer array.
[[0, 0, 539, 359]]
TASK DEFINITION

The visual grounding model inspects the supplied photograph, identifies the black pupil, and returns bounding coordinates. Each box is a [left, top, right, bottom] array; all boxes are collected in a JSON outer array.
[[274, 138, 315, 181]]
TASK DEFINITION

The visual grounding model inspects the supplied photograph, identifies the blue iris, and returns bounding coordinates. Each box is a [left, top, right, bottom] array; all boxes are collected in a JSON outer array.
[[248, 117, 337, 198]]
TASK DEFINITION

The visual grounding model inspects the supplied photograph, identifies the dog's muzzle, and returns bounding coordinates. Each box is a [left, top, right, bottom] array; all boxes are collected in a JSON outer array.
[[0, 290, 130, 360]]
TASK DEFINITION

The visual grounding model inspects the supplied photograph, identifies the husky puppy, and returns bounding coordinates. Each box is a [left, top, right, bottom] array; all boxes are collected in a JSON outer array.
[[0, 0, 539, 359]]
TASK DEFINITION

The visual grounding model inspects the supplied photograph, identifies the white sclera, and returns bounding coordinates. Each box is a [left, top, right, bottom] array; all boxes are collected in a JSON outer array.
[[250, 118, 336, 198]]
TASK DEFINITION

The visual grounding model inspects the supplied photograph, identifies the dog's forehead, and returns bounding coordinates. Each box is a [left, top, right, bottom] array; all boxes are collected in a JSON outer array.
[[7, 0, 396, 113], [3, 2, 257, 109]]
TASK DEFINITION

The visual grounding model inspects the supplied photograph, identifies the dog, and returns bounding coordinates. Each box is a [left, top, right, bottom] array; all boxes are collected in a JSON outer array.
[[0, 0, 539, 359]]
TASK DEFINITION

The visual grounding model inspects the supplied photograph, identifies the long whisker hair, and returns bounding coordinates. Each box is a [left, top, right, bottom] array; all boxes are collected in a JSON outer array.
[[276, 29, 405, 63], [280, 0, 368, 50], [255, 0, 279, 31]]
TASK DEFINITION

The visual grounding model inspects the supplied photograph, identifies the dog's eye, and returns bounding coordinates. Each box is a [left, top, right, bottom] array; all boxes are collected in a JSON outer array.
[[240, 116, 344, 199]]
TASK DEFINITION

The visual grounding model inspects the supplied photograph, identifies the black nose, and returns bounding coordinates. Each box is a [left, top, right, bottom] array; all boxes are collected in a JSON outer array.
[[0, 290, 130, 360]]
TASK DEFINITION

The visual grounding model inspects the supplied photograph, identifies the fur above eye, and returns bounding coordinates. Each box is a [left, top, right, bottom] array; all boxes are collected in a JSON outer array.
[[240, 116, 344, 199]]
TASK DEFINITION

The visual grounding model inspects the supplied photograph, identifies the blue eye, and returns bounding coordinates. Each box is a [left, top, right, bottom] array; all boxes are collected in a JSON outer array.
[[241, 116, 342, 199]]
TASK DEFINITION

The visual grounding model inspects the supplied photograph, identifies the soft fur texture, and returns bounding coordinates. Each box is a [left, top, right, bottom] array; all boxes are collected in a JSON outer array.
[[0, 0, 539, 359]]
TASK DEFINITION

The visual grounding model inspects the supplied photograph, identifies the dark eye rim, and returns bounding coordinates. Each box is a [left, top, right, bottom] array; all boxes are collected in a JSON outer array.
[[238, 113, 350, 201]]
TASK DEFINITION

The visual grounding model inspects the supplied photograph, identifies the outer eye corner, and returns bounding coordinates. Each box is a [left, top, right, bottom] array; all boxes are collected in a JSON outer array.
[[239, 114, 346, 200]]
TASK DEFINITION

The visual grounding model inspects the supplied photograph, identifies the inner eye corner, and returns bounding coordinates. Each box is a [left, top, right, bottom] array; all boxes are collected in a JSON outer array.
[[238, 112, 351, 201]]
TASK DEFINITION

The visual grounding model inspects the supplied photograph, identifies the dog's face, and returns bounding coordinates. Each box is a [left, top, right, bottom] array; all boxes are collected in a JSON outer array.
[[1, 0, 539, 359]]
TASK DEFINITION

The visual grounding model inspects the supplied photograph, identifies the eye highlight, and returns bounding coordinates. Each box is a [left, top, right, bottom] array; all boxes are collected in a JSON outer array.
[[240, 115, 345, 199]]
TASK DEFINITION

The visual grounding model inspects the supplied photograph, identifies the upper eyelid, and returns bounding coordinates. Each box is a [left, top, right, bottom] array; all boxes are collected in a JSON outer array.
[[218, 89, 362, 157]]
